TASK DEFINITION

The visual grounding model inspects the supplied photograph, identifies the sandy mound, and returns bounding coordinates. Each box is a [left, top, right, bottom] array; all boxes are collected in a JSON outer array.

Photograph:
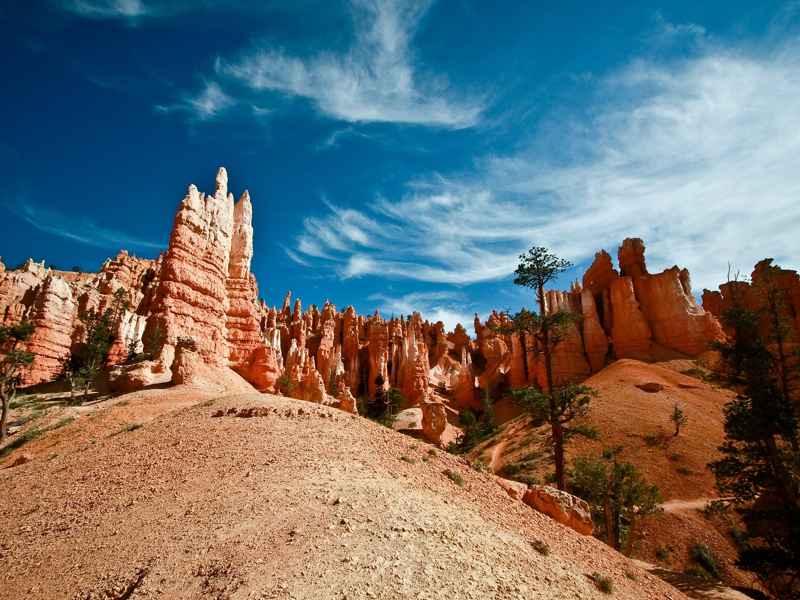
[[0, 390, 688, 599], [473, 359, 733, 501], [467, 359, 762, 594]]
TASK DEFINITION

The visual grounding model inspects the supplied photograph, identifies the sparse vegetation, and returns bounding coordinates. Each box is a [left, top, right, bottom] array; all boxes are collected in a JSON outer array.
[[400, 455, 415, 464], [444, 469, 464, 487], [500, 246, 589, 491], [0, 321, 35, 440], [708, 267, 800, 598], [701, 500, 729, 519], [66, 287, 128, 401], [447, 390, 497, 453], [670, 403, 688, 437], [530, 538, 550, 556], [469, 458, 490, 473], [570, 447, 661, 552], [590, 572, 613, 594], [655, 545, 670, 561], [128, 321, 165, 363], [0, 426, 44, 458], [642, 431, 670, 448], [510, 382, 597, 488], [51, 417, 75, 430], [689, 543, 722, 580]]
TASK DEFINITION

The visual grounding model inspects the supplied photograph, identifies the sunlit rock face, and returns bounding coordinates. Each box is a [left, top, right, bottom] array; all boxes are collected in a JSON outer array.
[[148, 167, 235, 369], [2, 170, 729, 411]]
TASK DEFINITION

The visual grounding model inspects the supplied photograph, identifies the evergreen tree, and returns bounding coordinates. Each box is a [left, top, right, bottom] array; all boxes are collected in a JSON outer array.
[[503, 246, 588, 490], [0, 322, 35, 440], [671, 403, 688, 437], [570, 447, 662, 552], [67, 287, 129, 401], [708, 275, 800, 599]]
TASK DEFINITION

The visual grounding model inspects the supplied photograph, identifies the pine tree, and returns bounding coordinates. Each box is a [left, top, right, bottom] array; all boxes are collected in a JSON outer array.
[[67, 288, 129, 401], [503, 246, 588, 490], [0, 322, 35, 440], [708, 275, 800, 598], [671, 403, 688, 437], [570, 447, 662, 552]]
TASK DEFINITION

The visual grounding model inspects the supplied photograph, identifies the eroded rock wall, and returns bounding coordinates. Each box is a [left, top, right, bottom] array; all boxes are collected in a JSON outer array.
[[2, 171, 731, 419]]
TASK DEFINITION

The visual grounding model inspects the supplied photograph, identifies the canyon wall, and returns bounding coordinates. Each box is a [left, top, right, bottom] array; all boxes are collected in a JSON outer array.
[[1, 170, 733, 424]]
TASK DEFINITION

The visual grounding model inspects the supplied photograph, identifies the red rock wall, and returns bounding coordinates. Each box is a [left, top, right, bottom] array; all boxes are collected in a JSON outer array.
[[149, 168, 234, 367], [2, 171, 734, 418]]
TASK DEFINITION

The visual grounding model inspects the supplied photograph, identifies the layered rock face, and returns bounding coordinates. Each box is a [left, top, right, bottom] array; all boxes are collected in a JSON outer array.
[[1, 170, 728, 419], [468, 239, 725, 390], [148, 168, 235, 368], [703, 259, 800, 394]]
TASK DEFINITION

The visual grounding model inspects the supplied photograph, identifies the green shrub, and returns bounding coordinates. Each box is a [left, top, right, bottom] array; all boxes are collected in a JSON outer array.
[[444, 469, 464, 487], [530, 539, 550, 556], [701, 500, 729, 519], [655, 545, 670, 561], [50, 417, 75, 430], [0, 427, 44, 457], [690, 544, 721, 580], [470, 459, 490, 473], [591, 573, 613, 594]]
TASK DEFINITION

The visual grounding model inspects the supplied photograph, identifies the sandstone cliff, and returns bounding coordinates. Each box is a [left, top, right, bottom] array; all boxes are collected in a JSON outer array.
[[1, 171, 728, 421]]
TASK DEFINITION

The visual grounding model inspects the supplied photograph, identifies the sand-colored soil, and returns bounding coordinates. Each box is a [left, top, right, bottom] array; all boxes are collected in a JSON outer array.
[[1, 388, 690, 600]]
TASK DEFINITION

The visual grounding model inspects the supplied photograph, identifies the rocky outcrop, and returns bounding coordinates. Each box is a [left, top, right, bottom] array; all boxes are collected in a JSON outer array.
[[495, 476, 528, 501], [609, 276, 653, 359], [523, 485, 594, 536], [225, 191, 263, 375], [2, 169, 734, 424], [148, 167, 234, 369], [704, 258, 800, 340], [24, 276, 76, 384]]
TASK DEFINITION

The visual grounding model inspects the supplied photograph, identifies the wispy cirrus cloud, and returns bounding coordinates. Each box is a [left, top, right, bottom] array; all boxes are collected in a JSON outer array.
[[154, 81, 234, 121], [215, 0, 485, 128], [291, 29, 800, 293], [7, 201, 162, 251], [316, 126, 374, 151], [54, 0, 221, 20], [56, 0, 156, 19]]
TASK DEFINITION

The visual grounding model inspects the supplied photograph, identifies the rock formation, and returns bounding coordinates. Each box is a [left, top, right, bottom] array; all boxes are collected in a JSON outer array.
[[523, 485, 594, 536], [1, 169, 731, 425], [147, 168, 234, 369]]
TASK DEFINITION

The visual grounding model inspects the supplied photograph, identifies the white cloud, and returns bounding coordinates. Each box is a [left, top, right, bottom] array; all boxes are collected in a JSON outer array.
[[217, 0, 484, 127], [368, 291, 475, 331], [56, 0, 224, 20], [293, 34, 800, 293], [57, 0, 153, 19], [155, 81, 234, 121], [7, 201, 162, 251], [316, 126, 374, 151], [650, 13, 707, 42]]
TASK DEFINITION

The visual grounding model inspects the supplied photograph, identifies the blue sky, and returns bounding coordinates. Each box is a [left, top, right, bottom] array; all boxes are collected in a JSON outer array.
[[2, 1, 799, 330]]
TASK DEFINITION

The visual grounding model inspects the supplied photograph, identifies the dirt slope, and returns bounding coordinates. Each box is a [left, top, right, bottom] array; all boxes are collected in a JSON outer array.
[[468, 359, 765, 593], [472, 359, 733, 501], [0, 390, 688, 600]]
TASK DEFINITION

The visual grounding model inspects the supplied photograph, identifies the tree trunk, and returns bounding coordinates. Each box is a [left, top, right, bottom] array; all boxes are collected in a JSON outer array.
[[538, 283, 565, 490], [0, 390, 9, 441], [603, 493, 615, 548], [766, 289, 798, 451], [624, 517, 638, 556]]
